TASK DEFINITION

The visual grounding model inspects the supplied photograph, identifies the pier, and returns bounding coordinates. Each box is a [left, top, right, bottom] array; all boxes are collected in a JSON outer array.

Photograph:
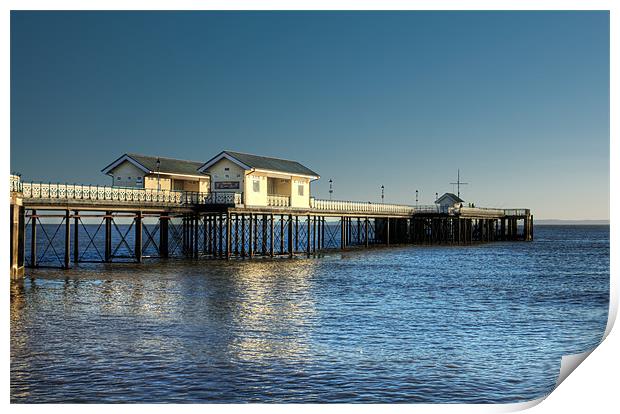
[[9, 174, 533, 276]]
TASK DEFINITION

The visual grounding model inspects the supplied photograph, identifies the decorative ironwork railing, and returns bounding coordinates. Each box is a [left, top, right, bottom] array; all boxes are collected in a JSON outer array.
[[311, 198, 420, 215], [267, 194, 290, 207], [19, 181, 243, 206], [10, 175, 22, 193]]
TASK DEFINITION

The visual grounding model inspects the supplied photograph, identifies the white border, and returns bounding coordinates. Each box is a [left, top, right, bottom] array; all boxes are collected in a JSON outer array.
[[3, 2, 616, 413]]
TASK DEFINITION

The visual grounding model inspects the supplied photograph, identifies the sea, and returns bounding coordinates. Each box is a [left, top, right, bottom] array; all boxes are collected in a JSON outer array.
[[10, 225, 609, 403]]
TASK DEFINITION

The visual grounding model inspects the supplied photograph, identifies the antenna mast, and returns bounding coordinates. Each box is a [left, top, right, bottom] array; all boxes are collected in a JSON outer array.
[[449, 169, 469, 198]]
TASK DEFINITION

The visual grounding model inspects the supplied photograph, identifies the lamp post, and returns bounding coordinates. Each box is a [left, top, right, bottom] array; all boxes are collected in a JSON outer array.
[[381, 185, 384, 204], [329, 179, 333, 200], [156, 157, 161, 191], [435, 192, 438, 202], [415, 190, 419, 207]]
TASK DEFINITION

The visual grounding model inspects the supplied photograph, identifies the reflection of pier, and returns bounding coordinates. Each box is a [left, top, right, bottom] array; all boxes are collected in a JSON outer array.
[[9, 175, 533, 275]]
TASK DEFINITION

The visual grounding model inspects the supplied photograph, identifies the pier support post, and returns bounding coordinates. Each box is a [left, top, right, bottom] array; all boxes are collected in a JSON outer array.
[[105, 211, 112, 262], [386, 218, 390, 246], [270, 213, 274, 257], [160, 214, 169, 258], [226, 212, 232, 259], [241, 214, 246, 257], [307, 214, 311, 255], [280, 215, 285, 254], [193, 214, 200, 258], [135, 212, 142, 263], [365, 217, 369, 248], [30, 209, 37, 267], [295, 216, 299, 252], [235, 214, 239, 256], [288, 214, 293, 257], [219, 213, 224, 258], [262, 214, 268, 255], [248, 213, 254, 258], [64, 210, 70, 269], [73, 210, 79, 263], [340, 217, 345, 250]]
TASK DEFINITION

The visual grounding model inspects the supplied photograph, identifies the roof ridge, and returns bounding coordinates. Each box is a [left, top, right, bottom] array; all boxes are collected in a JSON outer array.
[[223, 150, 305, 165], [127, 153, 203, 164]]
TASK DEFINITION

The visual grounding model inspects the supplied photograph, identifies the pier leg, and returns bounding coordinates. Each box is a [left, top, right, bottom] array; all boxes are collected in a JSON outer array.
[[270, 214, 274, 257], [235, 214, 239, 256], [194, 215, 199, 258], [241, 214, 246, 257], [295, 216, 299, 252], [307, 215, 312, 255], [322, 217, 326, 250], [386, 218, 390, 246], [219, 213, 224, 258], [160, 214, 169, 258], [280, 215, 285, 254], [30, 209, 37, 267], [135, 212, 142, 263], [226, 212, 232, 259], [365, 217, 369, 248], [248, 213, 254, 258], [64, 210, 70, 269], [288, 214, 293, 257], [105, 211, 112, 262], [340, 217, 345, 250], [73, 210, 79, 263], [203, 215, 207, 255], [262, 215, 267, 255]]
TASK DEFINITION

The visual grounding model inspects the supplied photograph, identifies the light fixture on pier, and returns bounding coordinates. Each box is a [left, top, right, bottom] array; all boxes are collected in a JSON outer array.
[[156, 157, 161, 191], [381, 185, 384, 203], [329, 179, 333, 200], [416, 190, 419, 207]]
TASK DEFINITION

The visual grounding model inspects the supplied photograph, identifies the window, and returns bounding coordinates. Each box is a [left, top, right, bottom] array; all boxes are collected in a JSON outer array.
[[117, 177, 121, 180], [298, 184, 304, 196], [253, 179, 260, 192], [128, 177, 131, 180], [224, 167, 230, 171], [136, 177, 143, 183]]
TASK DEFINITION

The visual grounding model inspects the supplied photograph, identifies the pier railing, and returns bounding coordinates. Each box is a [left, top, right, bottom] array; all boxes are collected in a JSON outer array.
[[267, 194, 290, 207], [10, 175, 22, 192], [20, 182, 243, 206]]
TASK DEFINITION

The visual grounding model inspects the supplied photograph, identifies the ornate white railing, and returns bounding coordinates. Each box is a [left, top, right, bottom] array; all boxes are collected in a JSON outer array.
[[267, 194, 290, 207], [311, 198, 418, 215], [10, 175, 22, 193], [19, 181, 243, 206]]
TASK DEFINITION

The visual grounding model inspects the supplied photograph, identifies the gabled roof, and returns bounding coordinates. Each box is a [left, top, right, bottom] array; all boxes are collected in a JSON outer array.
[[436, 192, 464, 204], [102, 153, 206, 177], [198, 150, 319, 178]]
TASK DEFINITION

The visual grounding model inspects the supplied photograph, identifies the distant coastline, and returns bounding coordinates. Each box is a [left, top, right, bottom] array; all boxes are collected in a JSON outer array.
[[535, 219, 609, 225]]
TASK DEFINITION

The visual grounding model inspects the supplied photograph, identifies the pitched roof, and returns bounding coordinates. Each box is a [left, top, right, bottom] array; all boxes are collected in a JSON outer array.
[[436, 192, 464, 203], [102, 153, 205, 177], [199, 150, 319, 178]]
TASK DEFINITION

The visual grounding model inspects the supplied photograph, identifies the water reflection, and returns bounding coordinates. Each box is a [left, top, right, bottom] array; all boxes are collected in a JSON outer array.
[[10, 226, 610, 403]]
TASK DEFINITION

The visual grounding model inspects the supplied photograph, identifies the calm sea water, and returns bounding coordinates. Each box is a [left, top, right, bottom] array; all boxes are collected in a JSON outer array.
[[10, 225, 609, 403]]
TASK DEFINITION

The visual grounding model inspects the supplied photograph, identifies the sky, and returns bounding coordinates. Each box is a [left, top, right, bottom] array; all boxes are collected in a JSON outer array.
[[10, 11, 609, 220]]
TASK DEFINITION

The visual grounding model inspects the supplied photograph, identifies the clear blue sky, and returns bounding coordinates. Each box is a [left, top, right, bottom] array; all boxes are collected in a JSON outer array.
[[10, 11, 609, 219]]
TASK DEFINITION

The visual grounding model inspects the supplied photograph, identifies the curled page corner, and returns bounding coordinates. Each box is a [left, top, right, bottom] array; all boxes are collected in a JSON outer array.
[[555, 349, 595, 388]]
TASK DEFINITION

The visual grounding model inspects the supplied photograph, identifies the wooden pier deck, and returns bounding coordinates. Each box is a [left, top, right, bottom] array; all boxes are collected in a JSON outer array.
[[10, 176, 533, 274]]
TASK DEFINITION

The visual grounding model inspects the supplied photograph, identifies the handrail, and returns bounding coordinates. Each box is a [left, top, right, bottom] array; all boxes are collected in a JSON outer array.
[[19, 181, 242, 206], [10, 175, 22, 193], [267, 194, 290, 207]]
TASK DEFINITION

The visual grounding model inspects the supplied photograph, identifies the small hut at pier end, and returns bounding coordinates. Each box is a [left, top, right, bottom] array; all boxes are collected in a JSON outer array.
[[435, 192, 464, 211]]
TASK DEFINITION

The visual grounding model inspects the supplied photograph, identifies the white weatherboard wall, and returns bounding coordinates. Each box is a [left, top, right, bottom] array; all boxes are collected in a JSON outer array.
[[206, 158, 245, 193], [290, 177, 311, 208], [144, 175, 172, 191], [244, 172, 267, 206], [109, 161, 146, 188]]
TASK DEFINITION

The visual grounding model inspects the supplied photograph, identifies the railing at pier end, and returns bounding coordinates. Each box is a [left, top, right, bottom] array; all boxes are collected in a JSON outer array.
[[10, 175, 22, 193]]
